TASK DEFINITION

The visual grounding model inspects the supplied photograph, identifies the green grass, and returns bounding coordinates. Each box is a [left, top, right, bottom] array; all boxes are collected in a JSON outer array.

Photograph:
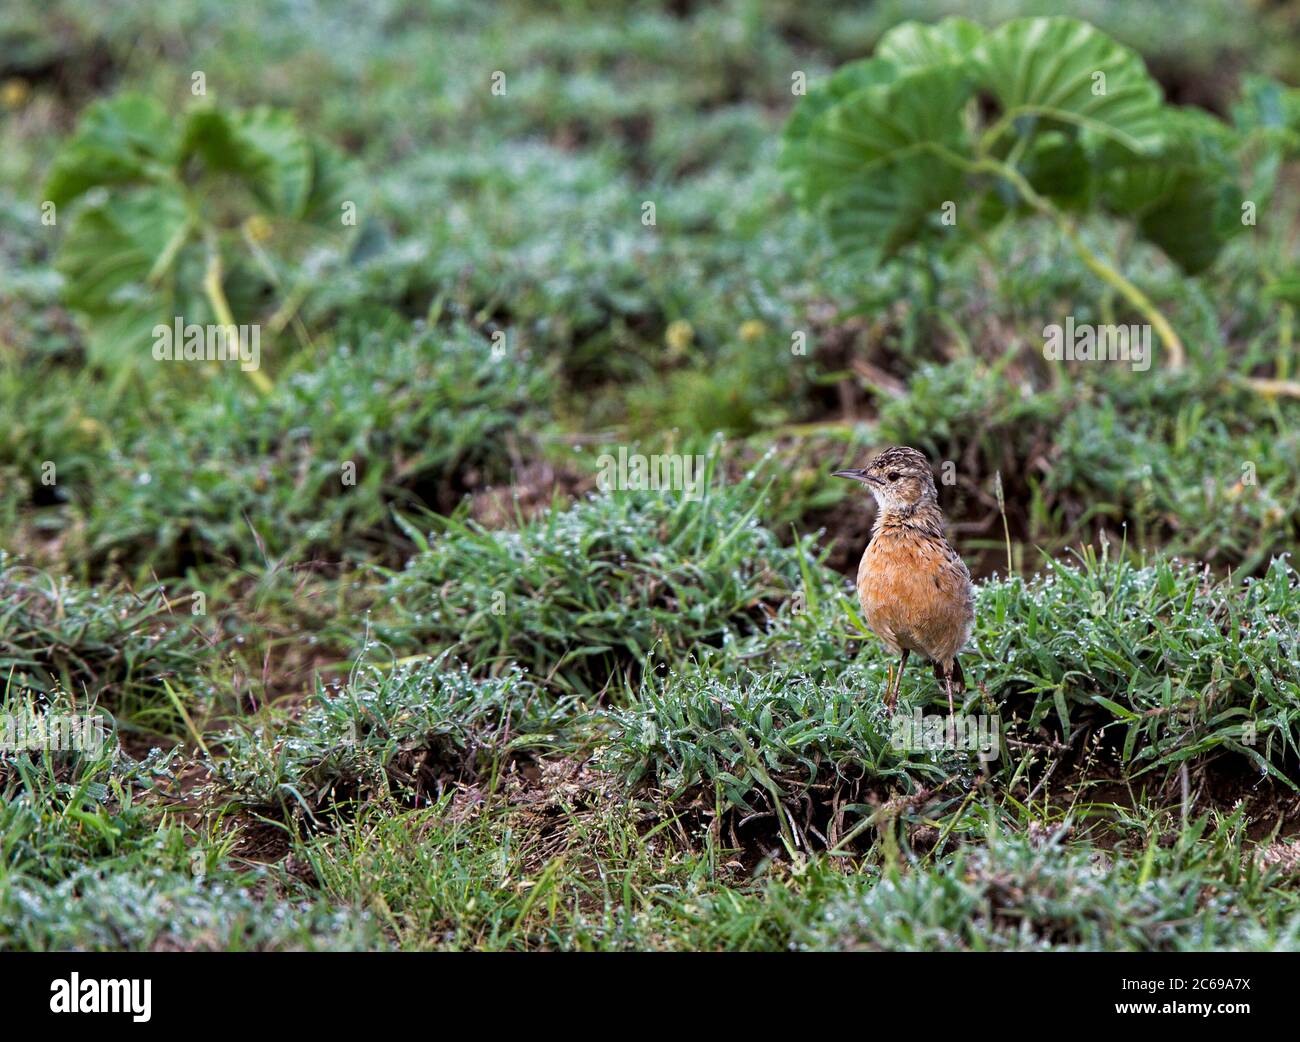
[[975, 550, 1300, 784], [0, 689, 372, 950], [2, 0, 1299, 952], [285, 795, 1300, 951], [215, 655, 562, 818], [752, 547, 1300, 783], [876, 358, 1300, 572], [598, 551, 1300, 861], [604, 665, 965, 855], [0, 555, 207, 727], [12, 322, 550, 574], [801, 812, 1300, 951], [376, 459, 815, 695]]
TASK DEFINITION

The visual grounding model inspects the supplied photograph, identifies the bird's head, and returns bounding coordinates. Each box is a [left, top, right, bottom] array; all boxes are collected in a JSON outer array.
[[833, 446, 937, 512]]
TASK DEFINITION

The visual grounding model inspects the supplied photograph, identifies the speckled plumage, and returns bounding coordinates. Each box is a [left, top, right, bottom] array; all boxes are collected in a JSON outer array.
[[834, 446, 974, 713]]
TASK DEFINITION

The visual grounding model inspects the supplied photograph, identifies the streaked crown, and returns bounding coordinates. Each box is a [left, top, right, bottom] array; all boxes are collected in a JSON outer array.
[[863, 446, 932, 481], [833, 445, 937, 511]]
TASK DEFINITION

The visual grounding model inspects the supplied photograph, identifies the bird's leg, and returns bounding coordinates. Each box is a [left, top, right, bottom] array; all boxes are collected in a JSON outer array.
[[944, 669, 955, 718], [886, 649, 909, 713]]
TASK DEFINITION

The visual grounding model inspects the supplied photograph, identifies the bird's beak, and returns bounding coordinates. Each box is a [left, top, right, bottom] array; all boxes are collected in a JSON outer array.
[[833, 469, 880, 485]]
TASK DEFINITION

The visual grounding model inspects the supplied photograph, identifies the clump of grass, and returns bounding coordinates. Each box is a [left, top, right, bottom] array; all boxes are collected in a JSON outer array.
[[0, 691, 368, 951], [215, 654, 558, 817], [0, 363, 102, 537], [716, 545, 1300, 792], [0, 686, 163, 873], [604, 664, 974, 855], [351, 141, 843, 432], [976, 548, 1300, 786], [377, 460, 814, 696], [876, 357, 1300, 571], [0, 749, 374, 951], [298, 795, 629, 952], [77, 322, 549, 574], [345, 143, 661, 387], [0, 866, 376, 951], [800, 813, 1300, 951], [0, 201, 102, 534], [297, 785, 816, 952], [0, 555, 207, 720]]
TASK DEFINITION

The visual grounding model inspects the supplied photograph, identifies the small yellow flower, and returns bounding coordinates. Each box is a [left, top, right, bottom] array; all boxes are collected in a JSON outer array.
[[1, 78, 30, 109], [244, 214, 273, 243], [665, 319, 694, 357], [738, 319, 766, 342]]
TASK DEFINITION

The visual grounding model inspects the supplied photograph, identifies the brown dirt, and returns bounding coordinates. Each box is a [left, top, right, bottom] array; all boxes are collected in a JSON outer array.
[[469, 457, 593, 528]]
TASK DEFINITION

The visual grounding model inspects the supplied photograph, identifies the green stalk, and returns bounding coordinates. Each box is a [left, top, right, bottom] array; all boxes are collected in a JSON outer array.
[[1053, 212, 1186, 369], [1277, 301, 1293, 383], [924, 142, 1187, 369], [963, 153, 1187, 369], [203, 243, 274, 395]]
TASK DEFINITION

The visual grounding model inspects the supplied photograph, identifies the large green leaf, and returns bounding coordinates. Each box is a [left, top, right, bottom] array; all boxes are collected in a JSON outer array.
[[43, 94, 178, 207], [47, 94, 359, 383], [820, 155, 964, 261], [874, 16, 985, 71], [784, 58, 900, 148], [56, 184, 194, 365], [1102, 109, 1234, 210], [800, 63, 973, 205], [300, 139, 358, 227], [1231, 75, 1300, 204], [974, 17, 1165, 156], [180, 106, 313, 217], [1102, 108, 1243, 274], [799, 64, 972, 259], [231, 108, 314, 217], [784, 17, 980, 173], [1019, 129, 1092, 208], [1135, 177, 1243, 275], [781, 57, 900, 204], [782, 16, 1247, 279]]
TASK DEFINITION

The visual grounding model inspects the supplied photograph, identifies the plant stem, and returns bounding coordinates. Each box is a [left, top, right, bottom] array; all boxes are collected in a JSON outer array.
[[1235, 375, 1300, 398], [981, 158, 1187, 368], [1277, 299, 1293, 383], [203, 245, 274, 395], [933, 146, 1188, 369], [1053, 215, 1186, 369]]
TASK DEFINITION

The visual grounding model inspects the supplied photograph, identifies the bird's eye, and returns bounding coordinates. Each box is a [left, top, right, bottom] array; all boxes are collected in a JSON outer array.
[[887, 472, 901, 482]]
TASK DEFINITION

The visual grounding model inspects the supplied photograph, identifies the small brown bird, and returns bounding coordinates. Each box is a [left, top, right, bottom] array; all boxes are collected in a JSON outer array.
[[834, 446, 974, 716]]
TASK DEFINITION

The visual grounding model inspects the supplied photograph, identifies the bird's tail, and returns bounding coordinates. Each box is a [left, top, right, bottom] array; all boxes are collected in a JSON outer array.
[[933, 656, 965, 694]]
